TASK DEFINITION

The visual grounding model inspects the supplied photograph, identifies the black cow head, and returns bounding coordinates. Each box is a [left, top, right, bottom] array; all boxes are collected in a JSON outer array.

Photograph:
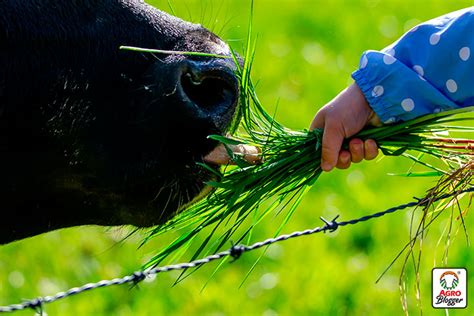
[[0, 0, 240, 243]]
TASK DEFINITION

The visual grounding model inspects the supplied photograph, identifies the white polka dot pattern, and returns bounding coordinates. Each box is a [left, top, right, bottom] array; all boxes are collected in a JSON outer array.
[[383, 54, 396, 65], [412, 65, 424, 76], [352, 8, 473, 124], [446, 79, 457, 93], [384, 117, 396, 124], [429, 33, 440, 45], [459, 47, 470, 61], [385, 48, 395, 56], [371, 85, 384, 97], [401, 98, 415, 112]]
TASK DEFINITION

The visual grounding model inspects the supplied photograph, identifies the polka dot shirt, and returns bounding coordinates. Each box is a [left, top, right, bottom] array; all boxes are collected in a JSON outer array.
[[352, 7, 473, 124]]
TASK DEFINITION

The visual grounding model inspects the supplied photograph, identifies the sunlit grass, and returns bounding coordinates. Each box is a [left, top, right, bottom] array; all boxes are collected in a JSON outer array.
[[128, 4, 474, 273], [2, 1, 473, 315]]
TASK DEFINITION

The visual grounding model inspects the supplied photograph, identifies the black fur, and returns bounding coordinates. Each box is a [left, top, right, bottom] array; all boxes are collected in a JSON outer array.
[[0, 0, 239, 243]]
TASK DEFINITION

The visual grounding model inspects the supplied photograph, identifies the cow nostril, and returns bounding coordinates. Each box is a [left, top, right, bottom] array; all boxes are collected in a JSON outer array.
[[181, 71, 237, 115]]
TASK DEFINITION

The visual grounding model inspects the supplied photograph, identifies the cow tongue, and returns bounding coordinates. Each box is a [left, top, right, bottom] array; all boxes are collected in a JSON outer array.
[[204, 144, 261, 165]]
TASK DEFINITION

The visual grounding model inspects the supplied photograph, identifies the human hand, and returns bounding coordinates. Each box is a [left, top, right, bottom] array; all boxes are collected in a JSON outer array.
[[310, 83, 381, 172]]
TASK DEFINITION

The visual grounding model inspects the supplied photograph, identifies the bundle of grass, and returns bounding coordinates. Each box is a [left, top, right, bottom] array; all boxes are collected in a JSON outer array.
[[128, 50, 473, 269], [122, 16, 473, 270]]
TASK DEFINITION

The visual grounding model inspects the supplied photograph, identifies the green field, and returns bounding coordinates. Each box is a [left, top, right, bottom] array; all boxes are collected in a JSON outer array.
[[1, 1, 472, 315]]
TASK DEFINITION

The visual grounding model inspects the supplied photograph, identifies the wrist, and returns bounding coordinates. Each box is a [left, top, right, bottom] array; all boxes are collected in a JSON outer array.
[[348, 83, 382, 127]]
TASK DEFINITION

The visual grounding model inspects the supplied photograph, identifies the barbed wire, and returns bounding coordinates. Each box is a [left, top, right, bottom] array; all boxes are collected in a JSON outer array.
[[0, 186, 473, 314]]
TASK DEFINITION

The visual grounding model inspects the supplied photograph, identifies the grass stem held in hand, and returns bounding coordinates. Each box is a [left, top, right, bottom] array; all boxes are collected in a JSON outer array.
[[122, 16, 473, 269], [140, 41, 473, 268]]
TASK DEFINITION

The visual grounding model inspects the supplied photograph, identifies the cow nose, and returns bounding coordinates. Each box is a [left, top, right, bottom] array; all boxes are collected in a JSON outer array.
[[180, 59, 239, 130]]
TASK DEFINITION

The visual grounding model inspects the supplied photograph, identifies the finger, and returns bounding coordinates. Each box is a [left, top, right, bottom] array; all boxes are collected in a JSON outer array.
[[336, 150, 351, 169], [321, 119, 345, 172], [364, 139, 379, 160], [349, 138, 364, 163], [309, 109, 326, 130]]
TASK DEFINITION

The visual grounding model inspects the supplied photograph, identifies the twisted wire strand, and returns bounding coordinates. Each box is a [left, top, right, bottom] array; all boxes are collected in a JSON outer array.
[[0, 186, 472, 313]]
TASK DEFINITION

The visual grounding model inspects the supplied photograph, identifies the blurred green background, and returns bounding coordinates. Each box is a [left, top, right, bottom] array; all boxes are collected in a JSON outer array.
[[1, 0, 472, 315]]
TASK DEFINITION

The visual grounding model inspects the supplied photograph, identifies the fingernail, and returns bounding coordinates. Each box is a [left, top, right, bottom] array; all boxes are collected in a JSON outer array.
[[364, 140, 373, 152], [341, 153, 350, 163], [321, 161, 333, 172]]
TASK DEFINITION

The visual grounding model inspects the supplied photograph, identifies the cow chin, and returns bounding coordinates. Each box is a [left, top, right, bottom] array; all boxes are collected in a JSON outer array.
[[113, 160, 220, 227]]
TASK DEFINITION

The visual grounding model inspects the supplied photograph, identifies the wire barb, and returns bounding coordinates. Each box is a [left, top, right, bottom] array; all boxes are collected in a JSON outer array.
[[319, 215, 340, 232], [26, 298, 43, 315], [129, 271, 147, 289], [229, 242, 247, 261], [0, 186, 472, 314]]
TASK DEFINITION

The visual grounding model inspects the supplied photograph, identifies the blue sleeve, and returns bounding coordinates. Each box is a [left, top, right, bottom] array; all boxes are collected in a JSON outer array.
[[351, 7, 474, 124]]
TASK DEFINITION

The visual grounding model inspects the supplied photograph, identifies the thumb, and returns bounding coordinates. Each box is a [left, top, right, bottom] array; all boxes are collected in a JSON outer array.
[[309, 109, 326, 130]]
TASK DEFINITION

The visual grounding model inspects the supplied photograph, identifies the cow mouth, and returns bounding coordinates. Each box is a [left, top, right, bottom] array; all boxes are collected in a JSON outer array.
[[106, 59, 240, 227]]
